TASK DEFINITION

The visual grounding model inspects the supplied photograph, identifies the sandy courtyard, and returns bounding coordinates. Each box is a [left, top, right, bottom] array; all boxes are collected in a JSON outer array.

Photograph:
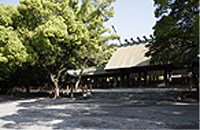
[[0, 86, 199, 129]]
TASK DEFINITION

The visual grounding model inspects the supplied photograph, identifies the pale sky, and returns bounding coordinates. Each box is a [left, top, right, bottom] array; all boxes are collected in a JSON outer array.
[[1, 0, 157, 45], [105, 0, 156, 45]]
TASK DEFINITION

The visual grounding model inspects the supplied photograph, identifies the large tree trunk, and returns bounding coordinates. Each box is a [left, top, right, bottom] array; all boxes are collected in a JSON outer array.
[[75, 58, 89, 91], [54, 82, 59, 99], [50, 74, 60, 99], [75, 80, 80, 92], [75, 68, 84, 91]]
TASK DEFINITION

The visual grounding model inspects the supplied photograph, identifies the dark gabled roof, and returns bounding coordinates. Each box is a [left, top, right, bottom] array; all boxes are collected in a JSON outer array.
[[105, 42, 150, 70]]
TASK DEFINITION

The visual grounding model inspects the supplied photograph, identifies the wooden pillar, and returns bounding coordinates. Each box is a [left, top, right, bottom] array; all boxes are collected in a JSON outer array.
[[156, 76, 159, 85], [90, 77, 93, 89], [117, 76, 120, 87], [120, 73, 124, 87], [168, 70, 172, 86], [92, 77, 96, 87], [102, 77, 105, 88], [89, 84, 92, 93], [100, 77, 103, 88], [113, 76, 116, 88], [153, 75, 156, 85], [149, 75, 152, 85], [138, 71, 141, 87], [132, 77, 135, 86], [102, 77, 106, 88], [87, 78, 93, 95], [127, 73, 130, 87], [105, 77, 107, 88], [164, 69, 168, 86], [144, 71, 147, 86], [70, 83, 74, 98]]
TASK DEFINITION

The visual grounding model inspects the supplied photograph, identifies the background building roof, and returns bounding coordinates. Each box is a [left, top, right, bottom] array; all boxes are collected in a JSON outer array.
[[67, 66, 120, 77], [105, 42, 150, 70]]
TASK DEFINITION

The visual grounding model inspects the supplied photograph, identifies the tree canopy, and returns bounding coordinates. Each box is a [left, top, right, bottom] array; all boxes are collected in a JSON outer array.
[[146, 0, 199, 66], [0, 4, 29, 79], [0, 0, 119, 97]]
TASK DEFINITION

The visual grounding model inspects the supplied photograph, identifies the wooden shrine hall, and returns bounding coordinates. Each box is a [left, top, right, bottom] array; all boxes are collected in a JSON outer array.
[[66, 36, 188, 88]]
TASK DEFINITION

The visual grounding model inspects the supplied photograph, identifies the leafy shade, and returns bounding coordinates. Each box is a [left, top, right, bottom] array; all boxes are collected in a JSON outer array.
[[146, 0, 199, 67], [0, 0, 119, 97]]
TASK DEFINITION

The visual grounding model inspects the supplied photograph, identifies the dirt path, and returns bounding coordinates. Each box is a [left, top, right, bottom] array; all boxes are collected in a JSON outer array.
[[0, 87, 199, 129]]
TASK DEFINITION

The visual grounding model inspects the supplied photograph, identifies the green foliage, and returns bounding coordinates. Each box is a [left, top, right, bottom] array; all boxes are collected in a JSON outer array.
[[0, 4, 20, 27], [0, 25, 29, 78], [146, 0, 199, 66], [0, 0, 118, 90], [68, 0, 119, 69], [87, 43, 117, 67]]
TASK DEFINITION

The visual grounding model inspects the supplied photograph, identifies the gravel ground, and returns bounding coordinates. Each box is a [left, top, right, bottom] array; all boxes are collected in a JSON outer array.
[[0, 86, 199, 130]]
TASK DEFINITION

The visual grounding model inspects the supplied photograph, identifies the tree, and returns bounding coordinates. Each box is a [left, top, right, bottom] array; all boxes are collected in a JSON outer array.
[[86, 43, 117, 67], [0, 0, 119, 98], [0, 4, 29, 80], [146, 0, 199, 66], [70, 0, 119, 91], [74, 43, 117, 91]]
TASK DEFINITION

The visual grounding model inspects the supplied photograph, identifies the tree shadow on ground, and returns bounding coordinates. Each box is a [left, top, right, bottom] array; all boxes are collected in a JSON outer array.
[[0, 90, 199, 129]]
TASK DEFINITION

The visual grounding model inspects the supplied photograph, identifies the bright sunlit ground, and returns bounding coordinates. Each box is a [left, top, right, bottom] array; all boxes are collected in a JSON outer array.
[[0, 86, 199, 129]]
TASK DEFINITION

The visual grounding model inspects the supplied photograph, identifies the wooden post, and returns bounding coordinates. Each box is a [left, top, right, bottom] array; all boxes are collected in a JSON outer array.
[[89, 84, 92, 95], [149, 75, 152, 85], [127, 74, 130, 87], [120, 73, 124, 87], [132, 77, 135, 86], [116, 76, 119, 87], [164, 69, 168, 86], [153, 75, 156, 86], [138, 71, 141, 87], [156, 75, 159, 85], [99, 78, 102, 88], [144, 71, 147, 86], [93, 77, 97, 88], [102, 77, 105, 88], [168, 70, 172, 86], [86, 83, 88, 93], [70, 83, 74, 98], [105, 77, 108, 88]]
